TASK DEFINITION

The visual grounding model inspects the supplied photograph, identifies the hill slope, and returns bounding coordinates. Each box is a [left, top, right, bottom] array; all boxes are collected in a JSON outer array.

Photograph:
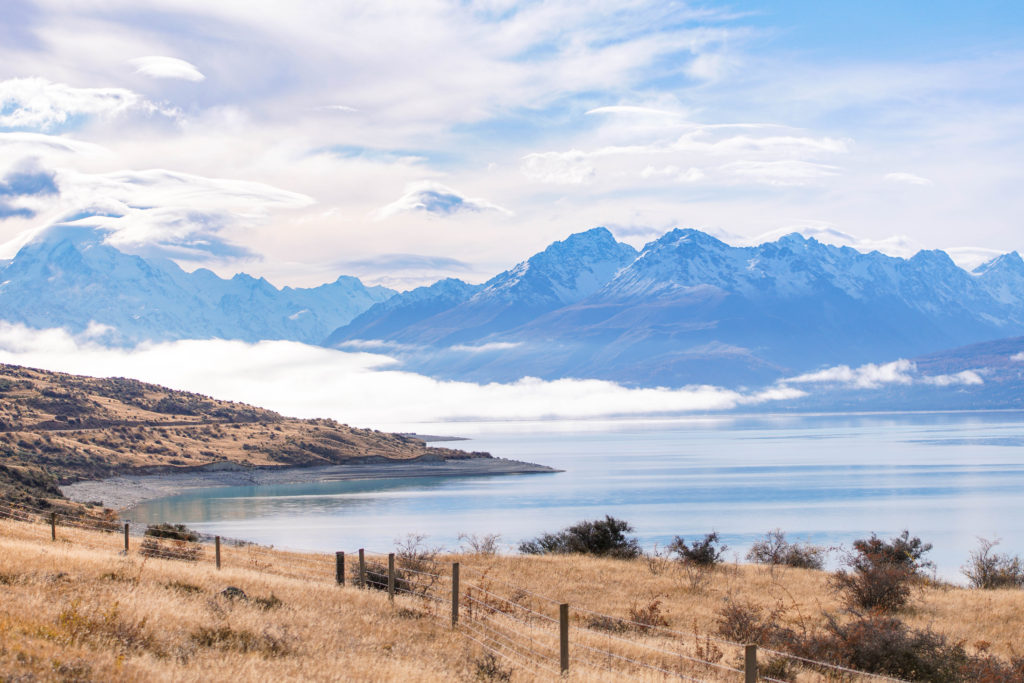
[[0, 363, 486, 504]]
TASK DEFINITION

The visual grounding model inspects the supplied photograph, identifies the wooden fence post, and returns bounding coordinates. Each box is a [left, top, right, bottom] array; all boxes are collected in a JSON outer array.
[[124, 522, 129, 552], [50, 512, 56, 541], [560, 603, 569, 675], [451, 562, 460, 627], [387, 553, 395, 600], [745, 643, 757, 683], [358, 549, 366, 588], [335, 551, 345, 585], [215, 536, 222, 570]]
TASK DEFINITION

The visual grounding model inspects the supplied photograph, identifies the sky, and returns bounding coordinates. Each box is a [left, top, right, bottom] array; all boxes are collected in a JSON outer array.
[[2, 1, 1024, 290]]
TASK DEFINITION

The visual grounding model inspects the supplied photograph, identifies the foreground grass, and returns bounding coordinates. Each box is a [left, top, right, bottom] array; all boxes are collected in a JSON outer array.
[[2, 518, 1023, 681]]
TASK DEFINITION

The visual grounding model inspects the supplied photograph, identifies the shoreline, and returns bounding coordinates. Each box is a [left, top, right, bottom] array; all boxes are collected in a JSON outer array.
[[61, 457, 560, 511]]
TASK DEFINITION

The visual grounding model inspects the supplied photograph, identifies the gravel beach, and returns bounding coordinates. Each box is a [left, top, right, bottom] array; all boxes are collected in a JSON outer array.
[[62, 457, 559, 510]]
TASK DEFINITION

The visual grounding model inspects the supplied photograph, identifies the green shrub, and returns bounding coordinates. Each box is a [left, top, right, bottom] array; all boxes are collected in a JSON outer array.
[[518, 516, 641, 558]]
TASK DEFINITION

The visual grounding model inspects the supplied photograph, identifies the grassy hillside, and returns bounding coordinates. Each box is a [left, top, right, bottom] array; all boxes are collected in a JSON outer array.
[[0, 513, 1022, 682], [0, 363, 486, 505]]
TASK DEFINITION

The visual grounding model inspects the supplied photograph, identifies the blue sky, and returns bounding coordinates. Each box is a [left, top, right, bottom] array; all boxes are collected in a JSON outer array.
[[1, 1, 1023, 288]]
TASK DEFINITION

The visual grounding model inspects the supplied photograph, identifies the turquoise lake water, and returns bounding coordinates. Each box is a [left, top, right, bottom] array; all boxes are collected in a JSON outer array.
[[125, 411, 1024, 579]]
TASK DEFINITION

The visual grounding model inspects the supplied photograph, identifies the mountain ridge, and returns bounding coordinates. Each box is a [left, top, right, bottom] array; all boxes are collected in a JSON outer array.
[[0, 225, 395, 345]]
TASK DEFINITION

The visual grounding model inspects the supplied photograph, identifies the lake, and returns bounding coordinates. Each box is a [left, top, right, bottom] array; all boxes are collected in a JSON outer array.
[[125, 411, 1024, 580]]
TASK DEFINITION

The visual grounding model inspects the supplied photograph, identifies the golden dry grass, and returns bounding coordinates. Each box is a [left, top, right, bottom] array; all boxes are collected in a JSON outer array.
[[2, 515, 1023, 682]]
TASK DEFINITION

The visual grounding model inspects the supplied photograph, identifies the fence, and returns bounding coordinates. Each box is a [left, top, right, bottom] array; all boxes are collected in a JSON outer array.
[[0, 499, 905, 682]]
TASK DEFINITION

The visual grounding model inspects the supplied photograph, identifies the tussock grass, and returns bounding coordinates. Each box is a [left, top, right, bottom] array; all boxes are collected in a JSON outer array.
[[2, 516, 1023, 681]]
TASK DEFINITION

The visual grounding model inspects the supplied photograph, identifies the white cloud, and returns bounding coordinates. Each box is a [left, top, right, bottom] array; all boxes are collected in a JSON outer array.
[[374, 181, 512, 220], [0, 167, 314, 260], [1012, 352, 1024, 362], [786, 359, 915, 389], [640, 165, 704, 183], [586, 105, 686, 118], [449, 342, 522, 353], [722, 159, 841, 185], [0, 77, 177, 132], [0, 325, 804, 426], [521, 150, 595, 184], [0, 2, 1022, 288], [130, 56, 205, 82], [784, 359, 983, 390], [884, 172, 932, 186], [921, 370, 983, 387]]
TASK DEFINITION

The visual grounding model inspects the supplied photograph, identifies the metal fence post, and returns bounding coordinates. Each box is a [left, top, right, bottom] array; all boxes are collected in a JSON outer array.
[[50, 512, 56, 541], [215, 536, 222, 569], [123, 522, 129, 552], [560, 603, 569, 675], [451, 562, 460, 627], [358, 548, 366, 588], [745, 643, 757, 683], [336, 551, 345, 585], [387, 553, 395, 600]]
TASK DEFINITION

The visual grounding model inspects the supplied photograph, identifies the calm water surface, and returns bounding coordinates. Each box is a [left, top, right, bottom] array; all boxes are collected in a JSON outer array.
[[126, 412, 1024, 579]]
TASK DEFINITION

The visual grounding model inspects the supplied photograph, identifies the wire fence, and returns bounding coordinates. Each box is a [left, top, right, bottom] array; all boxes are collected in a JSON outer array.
[[0, 500, 907, 682]]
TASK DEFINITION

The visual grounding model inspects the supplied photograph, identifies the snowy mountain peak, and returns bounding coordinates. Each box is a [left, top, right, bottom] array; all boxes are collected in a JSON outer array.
[[974, 251, 1024, 276], [475, 227, 637, 306], [0, 226, 394, 344]]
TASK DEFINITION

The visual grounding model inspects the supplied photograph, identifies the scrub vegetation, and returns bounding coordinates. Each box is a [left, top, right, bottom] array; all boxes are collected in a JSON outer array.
[[2, 516, 1024, 681]]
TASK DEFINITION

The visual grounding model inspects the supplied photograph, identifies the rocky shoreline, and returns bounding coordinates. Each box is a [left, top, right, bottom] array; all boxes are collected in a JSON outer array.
[[61, 456, 560, 511]]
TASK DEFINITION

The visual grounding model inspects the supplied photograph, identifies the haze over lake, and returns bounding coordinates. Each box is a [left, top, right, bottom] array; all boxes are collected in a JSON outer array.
[[125, 411, 1024, 580]]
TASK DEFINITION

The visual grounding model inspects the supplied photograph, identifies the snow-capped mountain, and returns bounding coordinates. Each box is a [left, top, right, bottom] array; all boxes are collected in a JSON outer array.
[[323, 278, 481, 345], [6, 221, 1024, 390], [326, 227, 1024, 387], [328, 227, 637, 346], [0, 225, 394, 344]]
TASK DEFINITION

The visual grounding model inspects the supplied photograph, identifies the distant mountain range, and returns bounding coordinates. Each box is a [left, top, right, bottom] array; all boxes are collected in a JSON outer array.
[[4, 223, 1024, 400], [0, 225, 394, 344], [328, 227, 1024, 388]]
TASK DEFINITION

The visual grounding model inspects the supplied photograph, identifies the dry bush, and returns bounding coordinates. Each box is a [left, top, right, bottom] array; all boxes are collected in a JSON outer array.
[[831, 530, 932, 612], [473, 652, 513, 681], [716, 599, 792, 646], [628, 598, 669, 632], [962, 538, 1024, 590], [747, 529, 827, 570], [190, 625, 292, 656], [458, 532, 502, 556], [668, 532, 727, 566], [518, 515, 641, 559], [139, 537, 203, 562]]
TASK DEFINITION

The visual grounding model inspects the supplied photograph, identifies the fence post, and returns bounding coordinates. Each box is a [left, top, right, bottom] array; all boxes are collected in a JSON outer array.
[[335, 551, 345, 585], [387, 553, 395, 600], [50, 512, 56, 541], [124, 522, 129, 552], [451, 562, 460, 627], [745, 643, 757, 683], [560, 603, 569, 675], [215, 536, 222, 570], [358, 549, 366, 588]]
